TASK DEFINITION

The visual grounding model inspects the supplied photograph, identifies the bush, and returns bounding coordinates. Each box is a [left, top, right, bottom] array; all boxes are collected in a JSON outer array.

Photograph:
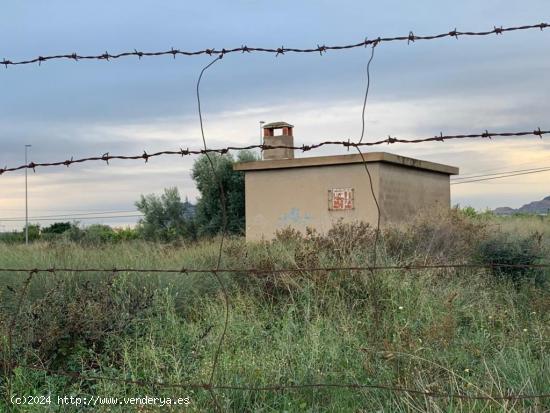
[[42, 222, 73, 235], [135, 187, 196, 242], [58, 224, 140, 245], [0, 225, 40, 244], [382, 207, 489, 264], [476, 232, 547, 285], [112, 227, 140, 242], [6, 275, 154, 367], [272, 211, 490, 269]]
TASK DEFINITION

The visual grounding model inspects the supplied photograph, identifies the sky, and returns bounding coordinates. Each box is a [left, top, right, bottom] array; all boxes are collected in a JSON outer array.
[[1, 1, 549, 231]]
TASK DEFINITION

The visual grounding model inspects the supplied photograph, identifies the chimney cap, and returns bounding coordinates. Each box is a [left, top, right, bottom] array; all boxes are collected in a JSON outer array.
[[262, 121, 294, 129]]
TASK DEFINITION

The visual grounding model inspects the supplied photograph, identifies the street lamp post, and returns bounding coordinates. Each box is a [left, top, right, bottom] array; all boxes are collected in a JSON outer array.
[[25, 144, 31, 245]]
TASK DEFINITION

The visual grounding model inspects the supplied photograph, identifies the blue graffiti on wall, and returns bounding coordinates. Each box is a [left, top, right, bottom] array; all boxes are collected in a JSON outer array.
[[278, 208, 313, 226]]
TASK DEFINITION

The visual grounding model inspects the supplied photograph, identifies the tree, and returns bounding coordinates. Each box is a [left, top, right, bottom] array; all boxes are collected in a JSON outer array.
[[192, 150, 258, 237], [42, 222, 73, 234], [27, 224, 40, 241], [135, 187, 195, 241]]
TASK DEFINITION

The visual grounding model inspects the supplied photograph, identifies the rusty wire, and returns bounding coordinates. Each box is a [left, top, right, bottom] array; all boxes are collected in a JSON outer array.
[[1, 22, 547, 67], [15, 364, 550, 401], [0, 128, 547, 175], [0, 263, 549, 275], [195, 54, 229, 412], [356, 42, 381, 268], [353, 42, 385, 339]]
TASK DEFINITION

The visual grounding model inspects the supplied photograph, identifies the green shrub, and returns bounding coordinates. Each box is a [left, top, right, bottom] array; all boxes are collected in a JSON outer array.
[[0, 225, 40, 244], [5, 274, 154, 367], [476, 232, 547, 285], [460, 205, 478, 218], [112, 227, 140, 242], [41, 222, 73, 234], [135, 187, 196, 241], [62, 224, 126, 245]]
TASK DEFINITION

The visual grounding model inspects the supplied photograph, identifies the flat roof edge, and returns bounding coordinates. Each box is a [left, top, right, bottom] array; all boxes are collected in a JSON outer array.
[[234, 152, 459, 175]]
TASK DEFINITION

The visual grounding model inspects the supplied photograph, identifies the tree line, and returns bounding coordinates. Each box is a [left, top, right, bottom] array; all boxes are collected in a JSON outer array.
[[0, 151, 257, 244]]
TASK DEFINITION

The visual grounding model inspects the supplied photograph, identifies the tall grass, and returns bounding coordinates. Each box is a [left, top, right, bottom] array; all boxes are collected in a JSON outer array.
[[1, 212, 549, 412]]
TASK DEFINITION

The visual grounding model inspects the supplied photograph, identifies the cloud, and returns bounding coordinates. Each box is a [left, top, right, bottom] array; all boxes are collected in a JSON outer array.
[[2, 91, 548, 232]]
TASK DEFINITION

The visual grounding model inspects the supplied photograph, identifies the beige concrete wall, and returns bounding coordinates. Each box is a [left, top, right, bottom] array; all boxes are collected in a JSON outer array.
[[377, 163, 451, 225], [244, 163, 382, 240], [243, 161, 452, 241]]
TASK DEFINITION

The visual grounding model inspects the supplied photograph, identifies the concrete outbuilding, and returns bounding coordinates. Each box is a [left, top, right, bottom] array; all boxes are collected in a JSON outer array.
[[234, 122, 459, 241]]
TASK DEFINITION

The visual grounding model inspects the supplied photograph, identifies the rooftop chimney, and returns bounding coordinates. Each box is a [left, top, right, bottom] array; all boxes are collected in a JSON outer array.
[[262, 121, 295, 160]]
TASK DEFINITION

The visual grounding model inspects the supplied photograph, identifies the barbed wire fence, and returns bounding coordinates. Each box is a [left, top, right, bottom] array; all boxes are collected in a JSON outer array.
[[1, 20, 550, 410], [2, 263, 550, 275], [0, 129, 547, 175], [1, 22, 547, 67]]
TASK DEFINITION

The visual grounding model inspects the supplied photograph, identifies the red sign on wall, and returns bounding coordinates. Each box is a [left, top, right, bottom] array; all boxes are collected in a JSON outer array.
[[329, 188, 354, 210]]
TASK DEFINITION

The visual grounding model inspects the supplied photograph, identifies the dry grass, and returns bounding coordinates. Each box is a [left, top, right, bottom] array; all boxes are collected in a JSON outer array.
[[1, 211, 549, 412]]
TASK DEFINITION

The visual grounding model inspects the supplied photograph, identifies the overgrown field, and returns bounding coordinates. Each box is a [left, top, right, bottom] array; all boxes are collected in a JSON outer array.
[[1, 212, 549, 412]]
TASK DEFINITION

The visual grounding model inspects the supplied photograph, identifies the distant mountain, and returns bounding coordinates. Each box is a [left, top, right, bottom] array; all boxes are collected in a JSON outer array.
[[493, 207, 516, 215], [493, 196, 550, 215]]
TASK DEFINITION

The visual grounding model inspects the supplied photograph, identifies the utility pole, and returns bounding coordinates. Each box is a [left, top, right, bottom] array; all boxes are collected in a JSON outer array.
[[259, 121, 265, 160], [25, 144, 31, 245]]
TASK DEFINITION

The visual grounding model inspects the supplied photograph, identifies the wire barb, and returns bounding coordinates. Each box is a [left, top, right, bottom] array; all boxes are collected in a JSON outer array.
[[449, 28, 459, 39]]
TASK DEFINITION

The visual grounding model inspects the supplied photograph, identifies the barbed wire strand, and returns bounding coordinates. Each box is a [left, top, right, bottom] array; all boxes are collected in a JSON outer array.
[[1, 263, 549, 275], [356, 45, 381, 260], [358, 41, 377, 145], [1, 129, 547, 176], [195, 54, 229, 413], [353, 41, 384, 332], [1, 23, 547, 67], [16, 364, 550, 401]]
